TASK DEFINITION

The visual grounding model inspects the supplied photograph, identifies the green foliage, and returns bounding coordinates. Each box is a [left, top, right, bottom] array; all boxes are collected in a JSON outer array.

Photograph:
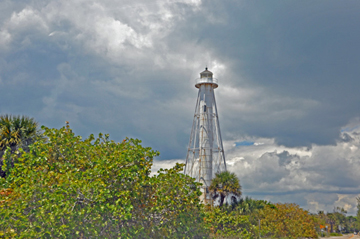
[[346, 215, 357, 232], [236, 197, 272, 215], [0, 122, 343, 238], [313, 207, 360, 234], [234, 196, 274, 227], [0, 114, 40, 152], [143, 165, 207, 238], [258, 203, 318, 239], [0, 125, 206, 238], [329, 232, 342, 236], [204, 206, 255, 239], [209, 171, 241, 207], [357, 197, 360, 229], [325, 208, 348, 233], [202, 197, 274, 239], [0, 114, 42, 178]]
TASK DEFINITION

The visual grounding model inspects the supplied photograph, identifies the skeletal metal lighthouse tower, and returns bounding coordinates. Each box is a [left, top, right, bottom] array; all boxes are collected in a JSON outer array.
[[184, 68, 227, 203]]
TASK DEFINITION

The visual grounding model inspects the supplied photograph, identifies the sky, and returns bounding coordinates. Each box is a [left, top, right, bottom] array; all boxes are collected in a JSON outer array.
[[1, 0, 360, 215]]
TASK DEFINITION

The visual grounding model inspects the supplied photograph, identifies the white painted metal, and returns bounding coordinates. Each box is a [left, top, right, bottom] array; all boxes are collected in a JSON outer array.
[[184, 68, 227, 203]]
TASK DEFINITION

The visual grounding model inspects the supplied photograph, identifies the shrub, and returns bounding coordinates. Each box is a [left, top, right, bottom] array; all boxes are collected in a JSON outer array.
[[0, 125, 207, 238]]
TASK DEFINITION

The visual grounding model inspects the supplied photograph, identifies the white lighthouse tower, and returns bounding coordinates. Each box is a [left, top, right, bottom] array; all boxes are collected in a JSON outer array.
[[184, 68, 227, 203]]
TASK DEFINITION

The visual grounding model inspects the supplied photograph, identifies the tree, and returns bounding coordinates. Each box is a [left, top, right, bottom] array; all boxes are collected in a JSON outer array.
[[0, 114, 42, 178], [203, 206, 255, 238], [0, 125, 206, 238], [346, 216, 357, 233], [234, 196, 275, 229], [332, 207, 347, 233], [326, 212, 340, 233], [209, 171, 241, 207], [0, 114, 40, 152], [314, 210, 328, 235], [357, 197, 360, 230], [258, 203, 318, 239], [237, 196, 271, 215]]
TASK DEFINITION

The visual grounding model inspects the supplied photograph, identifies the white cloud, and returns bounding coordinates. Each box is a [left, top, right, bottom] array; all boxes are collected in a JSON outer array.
[[224, 120, 360, 214], [0, 30, 11, 50], [0, 0, 208, 68], [151, 159, 185, 176], [5, 7, 49, 45], [8, 8, 48, 30]]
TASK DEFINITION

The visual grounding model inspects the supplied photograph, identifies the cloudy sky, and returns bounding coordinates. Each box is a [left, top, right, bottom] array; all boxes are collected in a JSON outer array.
[[1, 0, 360, 214]]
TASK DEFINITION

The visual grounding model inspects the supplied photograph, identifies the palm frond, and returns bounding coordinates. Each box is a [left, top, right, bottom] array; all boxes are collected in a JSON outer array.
[[0, 114, 41, 151]]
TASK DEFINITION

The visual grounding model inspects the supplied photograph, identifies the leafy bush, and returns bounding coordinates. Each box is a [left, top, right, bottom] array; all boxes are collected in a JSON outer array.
[[0, 124, 325, 238], [0, 125, 206, 238], [204, 206, 256, 238], [0, 114, 43, 178], [329, 232, 343, 236], [258, 203, 318, 239]]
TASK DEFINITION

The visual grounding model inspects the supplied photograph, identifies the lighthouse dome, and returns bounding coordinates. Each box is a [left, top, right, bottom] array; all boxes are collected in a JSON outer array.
[[195, 68, 218, 88], [200, 68, 213, 78]]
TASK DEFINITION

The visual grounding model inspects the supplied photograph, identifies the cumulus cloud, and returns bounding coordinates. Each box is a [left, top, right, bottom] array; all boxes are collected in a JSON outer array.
[[151, 158, 185, 176], [225, 123, 360, 214]]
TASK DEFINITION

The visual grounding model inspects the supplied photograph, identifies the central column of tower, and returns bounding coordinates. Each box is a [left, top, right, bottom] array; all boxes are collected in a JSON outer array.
[[199, 84, 213, 191]]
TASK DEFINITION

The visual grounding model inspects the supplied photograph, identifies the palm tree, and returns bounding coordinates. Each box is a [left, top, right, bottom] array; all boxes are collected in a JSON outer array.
[[326, 213, 338, 233], [209, 171, 241, 207], [0, 114, 42, 177]]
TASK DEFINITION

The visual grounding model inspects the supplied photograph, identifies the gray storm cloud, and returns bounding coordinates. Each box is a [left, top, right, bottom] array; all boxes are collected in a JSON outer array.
[[1, 0, 360, 214]]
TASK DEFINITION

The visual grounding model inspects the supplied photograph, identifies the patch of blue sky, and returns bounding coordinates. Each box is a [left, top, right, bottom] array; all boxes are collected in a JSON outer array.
[[341, 125, 360, 132], [235, 141, 254, 147]]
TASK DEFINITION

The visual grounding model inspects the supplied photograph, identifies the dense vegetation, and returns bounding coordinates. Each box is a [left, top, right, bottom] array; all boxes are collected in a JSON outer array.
[[314, 206, 360, 236], [1, 116, 360, 238], [0, 115, 42, 178], [0, 125, 205, 238]]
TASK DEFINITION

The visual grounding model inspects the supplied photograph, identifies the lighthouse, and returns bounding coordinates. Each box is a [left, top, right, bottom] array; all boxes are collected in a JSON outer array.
[[184, 68, 227, 203]]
